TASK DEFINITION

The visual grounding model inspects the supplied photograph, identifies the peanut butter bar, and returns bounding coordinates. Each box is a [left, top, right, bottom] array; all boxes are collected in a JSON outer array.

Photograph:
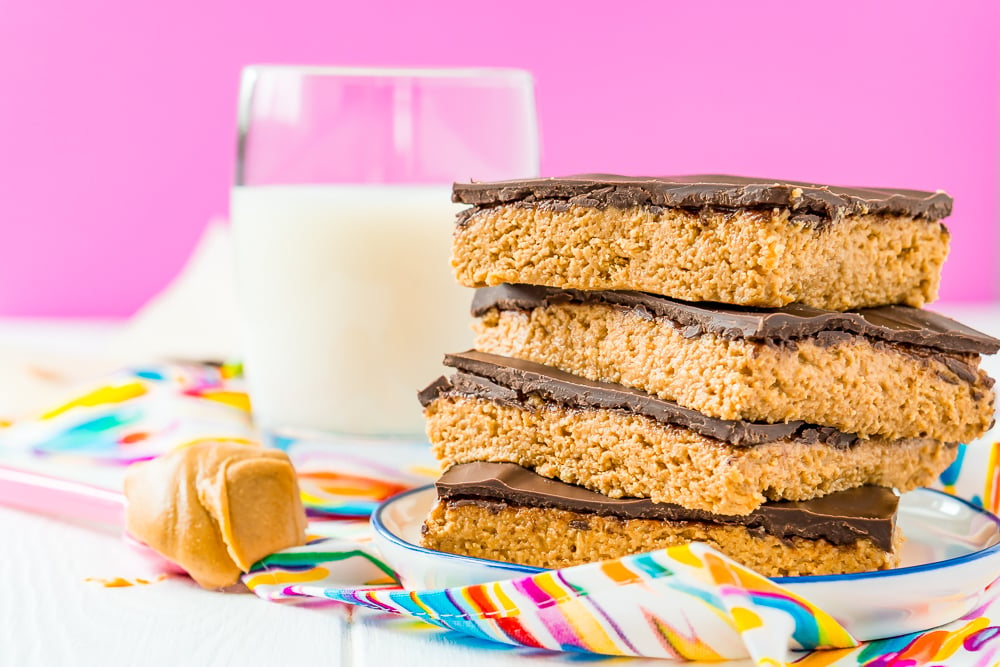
[[419, 351, 956, 516], [452, 175, 952, 310], [422, 462, 901, 577], [471, 284, 998, 442]]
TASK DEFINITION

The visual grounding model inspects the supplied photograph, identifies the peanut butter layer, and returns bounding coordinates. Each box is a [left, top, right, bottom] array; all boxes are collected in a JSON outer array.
[[451, 205, 949, 310], [423, 393, 955, 515], [473, 298, 994, 442], [124, 441, 308, 589], [422, 501, 902, 577]]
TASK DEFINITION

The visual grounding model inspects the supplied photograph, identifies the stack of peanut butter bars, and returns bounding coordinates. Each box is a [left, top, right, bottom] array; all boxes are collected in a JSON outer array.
[[418, 175, 998, 576]]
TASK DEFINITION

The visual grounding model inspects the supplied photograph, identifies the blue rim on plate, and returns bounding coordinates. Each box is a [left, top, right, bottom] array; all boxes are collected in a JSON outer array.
[[372, 485, 1000, 584], [372, 484, 544, 576]]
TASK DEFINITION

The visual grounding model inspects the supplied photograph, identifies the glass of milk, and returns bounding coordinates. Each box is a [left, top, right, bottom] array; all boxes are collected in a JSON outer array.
[[231, 66, 539, 439]]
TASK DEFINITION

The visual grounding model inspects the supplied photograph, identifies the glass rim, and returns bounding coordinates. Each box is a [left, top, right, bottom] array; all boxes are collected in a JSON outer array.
[[240, 64, 534, 83], [235, 64, 538, 186]]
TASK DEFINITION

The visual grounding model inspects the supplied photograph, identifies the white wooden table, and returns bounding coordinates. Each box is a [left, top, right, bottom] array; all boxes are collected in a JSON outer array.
[[2, 310, 997, 666]]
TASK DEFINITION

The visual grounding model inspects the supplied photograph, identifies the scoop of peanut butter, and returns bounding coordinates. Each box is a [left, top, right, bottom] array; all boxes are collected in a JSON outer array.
[[124, 441, 308, 589]]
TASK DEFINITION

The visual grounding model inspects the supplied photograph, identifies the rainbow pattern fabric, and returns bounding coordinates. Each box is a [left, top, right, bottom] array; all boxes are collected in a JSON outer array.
[[245, 541, 862, 663], [242, 536, 1000, 665], [0, 363, 255, 464], [0, 363, 438, 517], [3, 363, 1000, 665]]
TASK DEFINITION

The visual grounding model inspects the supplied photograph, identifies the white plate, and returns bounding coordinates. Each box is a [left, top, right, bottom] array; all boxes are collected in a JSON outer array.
[[372, 486, 1000, 642]]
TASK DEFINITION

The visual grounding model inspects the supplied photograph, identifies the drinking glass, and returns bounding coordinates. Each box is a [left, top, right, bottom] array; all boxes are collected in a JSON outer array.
[[231, 66, 539, 438]]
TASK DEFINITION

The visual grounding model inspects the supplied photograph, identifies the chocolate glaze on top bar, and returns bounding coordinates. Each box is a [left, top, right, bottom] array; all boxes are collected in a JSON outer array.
[[437, 461, 898, 551], [419, 350, 860, 447], [471, 284, 1000, 355], [453, 174, 953, 222]]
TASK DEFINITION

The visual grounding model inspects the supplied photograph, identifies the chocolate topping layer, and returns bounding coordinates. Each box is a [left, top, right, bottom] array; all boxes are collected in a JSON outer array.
[[453, 174, 953, 222], [419, 350, 858, 447], [472, 284, 1000, 355], [437, 462, 898, 551]]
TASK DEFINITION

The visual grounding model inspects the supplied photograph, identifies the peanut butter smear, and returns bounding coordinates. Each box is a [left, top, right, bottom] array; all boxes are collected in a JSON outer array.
[[124, 441, 308, 590]]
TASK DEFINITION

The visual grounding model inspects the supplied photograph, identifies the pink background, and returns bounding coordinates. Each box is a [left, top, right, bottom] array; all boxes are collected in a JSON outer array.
[[1, 0, 997, 316]]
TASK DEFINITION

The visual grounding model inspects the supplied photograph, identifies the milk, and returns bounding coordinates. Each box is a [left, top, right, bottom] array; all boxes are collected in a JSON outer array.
[[230, 184, 471, 436]]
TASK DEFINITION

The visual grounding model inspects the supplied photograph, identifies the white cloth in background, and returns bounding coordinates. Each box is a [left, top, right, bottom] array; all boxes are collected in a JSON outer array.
[[110, 220, 241, 365]]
